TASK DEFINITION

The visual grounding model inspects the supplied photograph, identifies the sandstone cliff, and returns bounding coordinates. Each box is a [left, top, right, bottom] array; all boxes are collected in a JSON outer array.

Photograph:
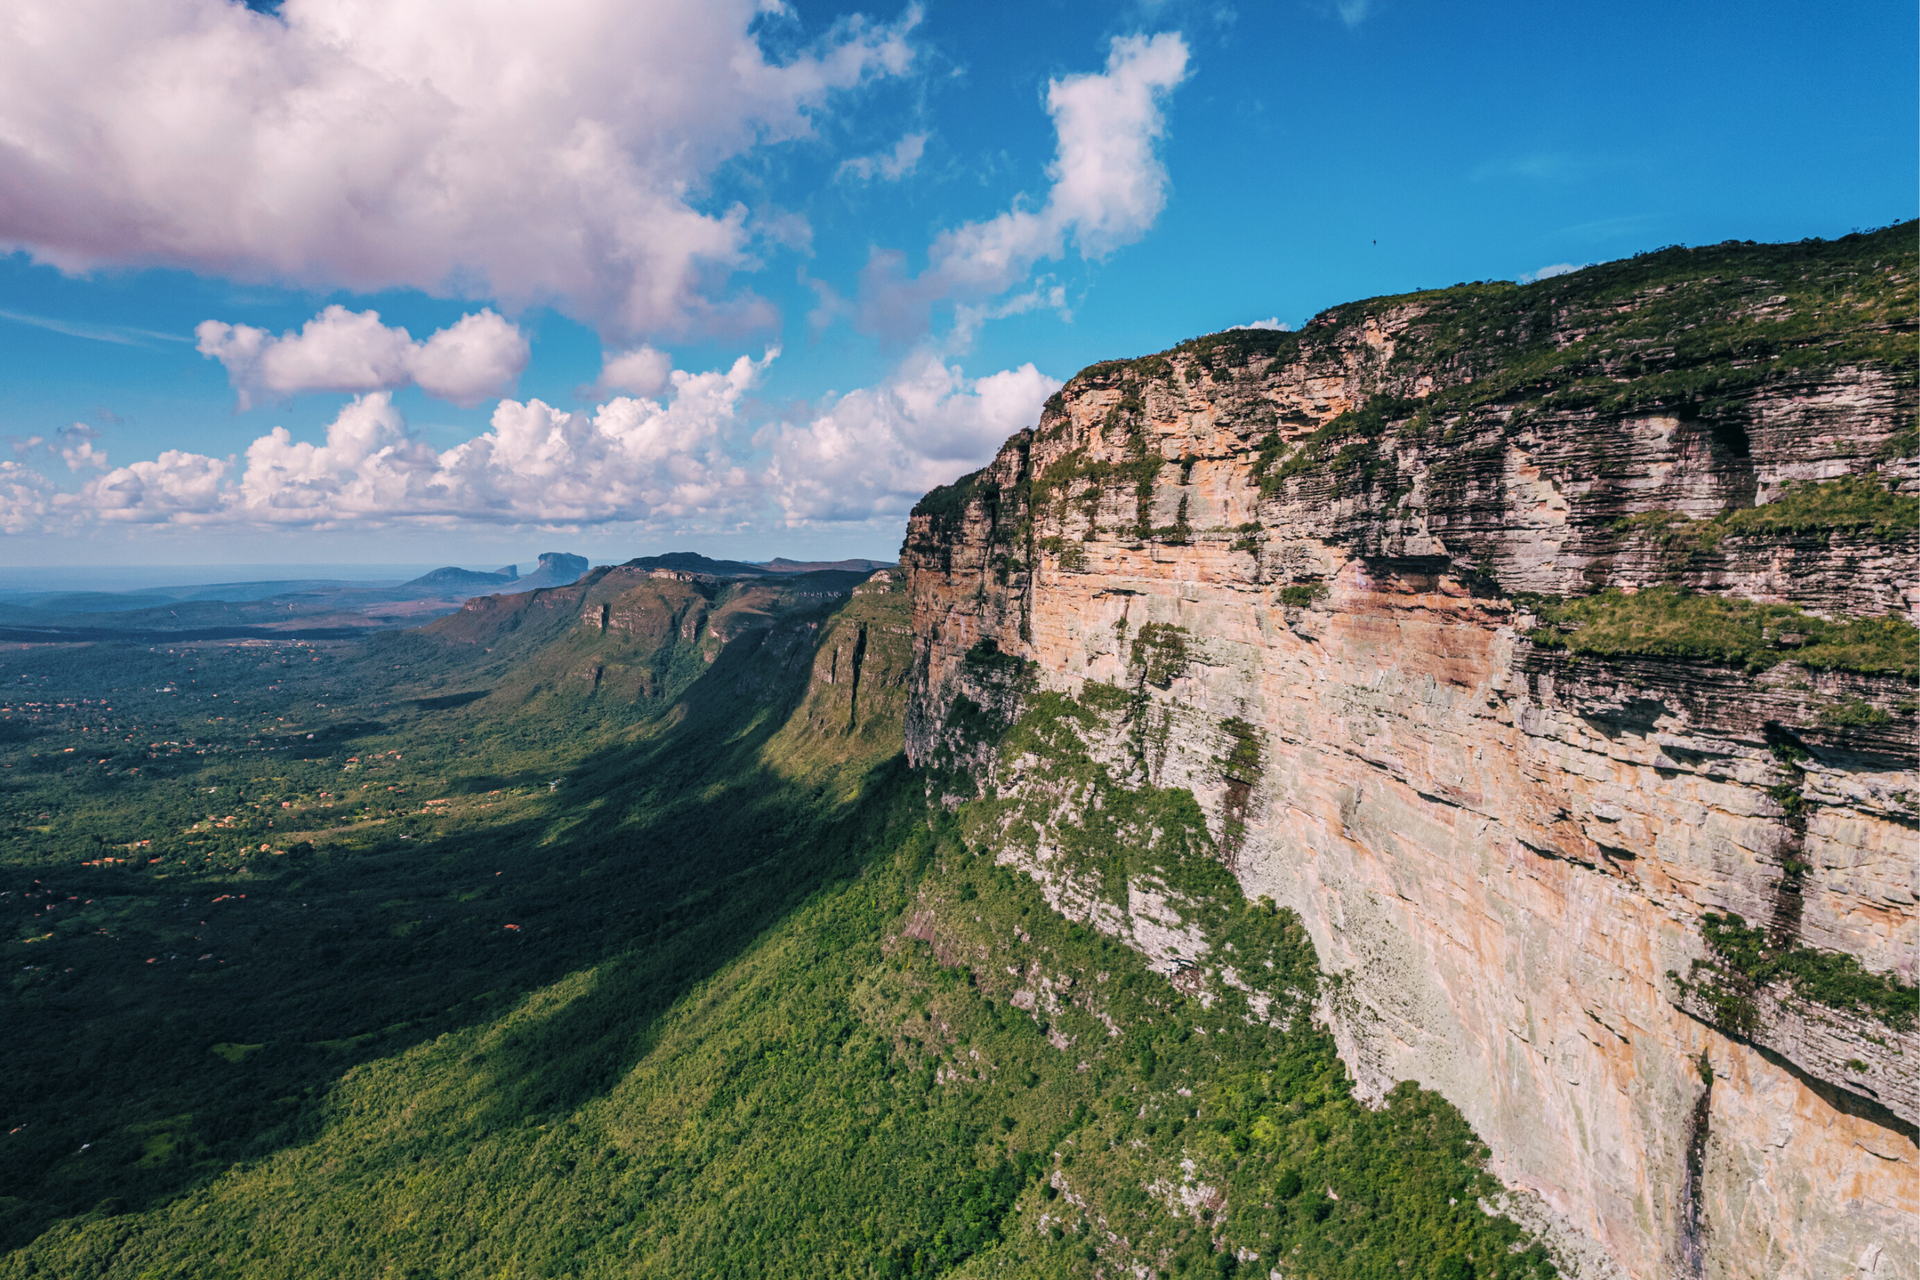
[[901, 227, 1918, 1279]]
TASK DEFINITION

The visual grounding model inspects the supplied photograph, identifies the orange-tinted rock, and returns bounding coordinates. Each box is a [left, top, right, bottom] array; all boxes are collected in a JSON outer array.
[[902, 258, 1918, 1278]]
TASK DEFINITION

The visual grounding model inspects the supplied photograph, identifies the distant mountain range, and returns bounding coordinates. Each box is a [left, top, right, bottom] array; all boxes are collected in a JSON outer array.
[[0, 551, 891, 642], [402, 552, 590, 595], [760, 556, 893, 574], [400, 566, 521, 593], [620, 553, 893, 577]]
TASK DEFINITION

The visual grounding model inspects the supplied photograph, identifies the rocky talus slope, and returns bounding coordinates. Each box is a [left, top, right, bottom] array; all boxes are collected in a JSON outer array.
[[902, 228, 1918, 1279]]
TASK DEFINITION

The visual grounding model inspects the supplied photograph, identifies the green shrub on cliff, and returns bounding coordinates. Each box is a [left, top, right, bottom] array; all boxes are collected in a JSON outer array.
[[1717, 475, 1919, 537], [1680, 913, 1919, 1034], [1128, 622, 1192, 688], [1524, 587, 1919, 680], [1616, 478, 1918, 563], [1254, 395, 1417, 496]]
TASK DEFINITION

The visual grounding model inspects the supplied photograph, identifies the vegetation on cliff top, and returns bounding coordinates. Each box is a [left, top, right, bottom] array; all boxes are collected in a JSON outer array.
[[1262, 225, 1914, 498], [1059, 222, 1915, 410], [1368, 222, 1915, 415], [997, 225, 1916, 588], [911, 467, 987, 535]]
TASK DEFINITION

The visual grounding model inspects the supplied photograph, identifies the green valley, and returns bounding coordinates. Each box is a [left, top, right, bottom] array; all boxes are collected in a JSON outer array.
[[1, 565, 1551, 1279]]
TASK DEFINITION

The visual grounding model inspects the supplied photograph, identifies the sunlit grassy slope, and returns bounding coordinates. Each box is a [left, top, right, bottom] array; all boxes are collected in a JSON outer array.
[[2, 574, 1549, 1279]]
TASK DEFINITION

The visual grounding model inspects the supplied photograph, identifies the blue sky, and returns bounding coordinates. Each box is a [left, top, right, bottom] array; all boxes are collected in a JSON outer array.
[[1, 0, 1913, 568]]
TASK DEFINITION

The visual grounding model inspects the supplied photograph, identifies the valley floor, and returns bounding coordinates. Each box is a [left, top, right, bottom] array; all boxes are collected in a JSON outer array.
[[0, 580, 1553, 1279]]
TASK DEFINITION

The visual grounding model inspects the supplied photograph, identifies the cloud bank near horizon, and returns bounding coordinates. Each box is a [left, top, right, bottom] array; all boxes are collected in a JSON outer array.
[[3, 348, 1057, 535]]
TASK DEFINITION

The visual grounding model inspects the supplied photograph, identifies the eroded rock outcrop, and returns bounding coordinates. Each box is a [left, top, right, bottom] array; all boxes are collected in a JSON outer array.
[[902, 229, 1918, 1279]]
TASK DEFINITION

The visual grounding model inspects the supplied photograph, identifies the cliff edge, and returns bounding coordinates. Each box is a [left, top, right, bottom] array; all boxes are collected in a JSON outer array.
[[901, 227, 1918, 1279]]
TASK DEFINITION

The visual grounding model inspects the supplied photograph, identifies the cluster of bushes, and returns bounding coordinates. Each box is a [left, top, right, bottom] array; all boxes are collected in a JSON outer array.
[[1613, 477, 1918, 568], [1129, 624, 1192, 689], [1252, 395, 1418, 497], [1522, 587, 1919, 680], [1676, 912, 1918, 1035]]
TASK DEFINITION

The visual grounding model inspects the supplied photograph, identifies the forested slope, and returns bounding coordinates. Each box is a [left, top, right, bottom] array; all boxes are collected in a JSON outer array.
[[2, 570, 1552, 1278]]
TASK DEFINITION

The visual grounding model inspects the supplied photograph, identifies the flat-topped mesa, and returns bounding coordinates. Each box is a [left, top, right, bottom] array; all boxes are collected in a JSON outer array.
[[903, 227, 1918, 1280]]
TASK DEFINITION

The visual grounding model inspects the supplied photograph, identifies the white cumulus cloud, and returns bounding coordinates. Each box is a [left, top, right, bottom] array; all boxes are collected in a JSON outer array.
[[766, 349, 1059, 523], [838, 131, 929, 182], [0, 0, 916, 339], [426, 357, 767, 526], [15, 344, 1056, 536], [61, 439, 109, 472], [1228, 317, 1288, 331], [594, 346, 676, 399], [69, 352, 774, 530], [196, 306, 530, 408], [859, 32, 1189, 338], [82, 451, 233, 525], [0, 462, 56, 534]]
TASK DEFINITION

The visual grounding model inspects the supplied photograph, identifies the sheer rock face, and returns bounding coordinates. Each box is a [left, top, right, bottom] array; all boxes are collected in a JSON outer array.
[[901, 258, 1917, 1280]]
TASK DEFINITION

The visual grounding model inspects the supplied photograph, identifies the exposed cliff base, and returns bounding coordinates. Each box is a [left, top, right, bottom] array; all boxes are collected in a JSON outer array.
[[904, 226, 1918, 1279]]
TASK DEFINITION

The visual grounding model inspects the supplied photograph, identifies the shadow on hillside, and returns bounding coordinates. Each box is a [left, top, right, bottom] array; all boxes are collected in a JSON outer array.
[[0, 605, 909, 1251]]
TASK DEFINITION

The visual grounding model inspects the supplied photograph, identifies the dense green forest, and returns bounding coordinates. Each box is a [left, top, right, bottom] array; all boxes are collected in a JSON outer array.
[[1, 572, 1551, 1278]]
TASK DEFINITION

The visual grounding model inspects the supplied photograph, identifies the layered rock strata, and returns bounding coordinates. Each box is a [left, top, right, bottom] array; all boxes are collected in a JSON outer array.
[[902, 232, 1918, 1279]]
